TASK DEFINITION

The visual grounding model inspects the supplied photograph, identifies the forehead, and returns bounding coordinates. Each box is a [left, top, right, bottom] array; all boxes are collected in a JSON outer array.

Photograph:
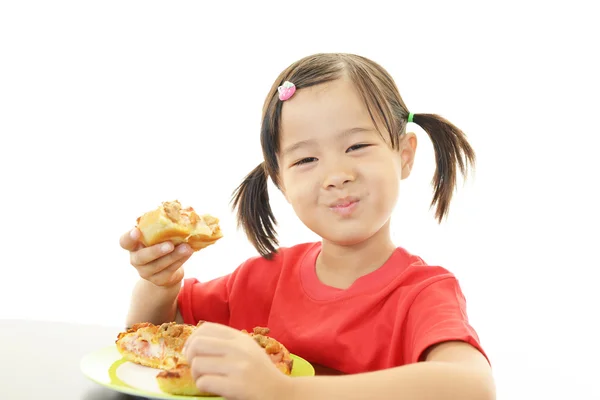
[[279, 78, 374, 146]]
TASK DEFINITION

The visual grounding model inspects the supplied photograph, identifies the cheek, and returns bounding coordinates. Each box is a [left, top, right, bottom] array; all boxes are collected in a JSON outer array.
[[368, 157, 401, 202], [285, 189, 319, 229], [286, 186, 314, 208], [384, 178, 400, 205], [280, 172, 316, 207]]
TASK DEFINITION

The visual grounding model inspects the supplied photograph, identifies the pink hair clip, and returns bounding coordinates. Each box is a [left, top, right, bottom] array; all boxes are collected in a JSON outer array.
[[278, 81, 296, 101]]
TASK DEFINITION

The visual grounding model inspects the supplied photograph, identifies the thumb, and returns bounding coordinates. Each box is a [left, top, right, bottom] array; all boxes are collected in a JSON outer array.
[[119, 228, 142, 251]]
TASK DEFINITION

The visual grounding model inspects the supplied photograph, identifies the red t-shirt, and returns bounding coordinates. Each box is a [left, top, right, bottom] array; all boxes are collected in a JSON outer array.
[[177, 242, 488, 374]]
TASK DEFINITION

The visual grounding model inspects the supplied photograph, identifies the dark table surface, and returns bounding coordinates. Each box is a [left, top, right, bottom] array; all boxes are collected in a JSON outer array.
[[0, 318, 340, 400]]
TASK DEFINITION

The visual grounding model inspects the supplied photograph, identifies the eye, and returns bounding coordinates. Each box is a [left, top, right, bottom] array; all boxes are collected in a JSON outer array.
[[347, 143, 371, 152], [293, 157, 318, 167]]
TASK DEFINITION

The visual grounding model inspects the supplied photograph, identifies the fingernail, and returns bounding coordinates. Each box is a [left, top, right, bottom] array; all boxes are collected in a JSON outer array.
[[130, 229, 139, 240], [179, 245, 189, 254], [161, 243, 172, 253]]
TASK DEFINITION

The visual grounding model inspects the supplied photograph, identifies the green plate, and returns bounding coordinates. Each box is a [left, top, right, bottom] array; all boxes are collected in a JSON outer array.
[[80, 345, 315, 399]]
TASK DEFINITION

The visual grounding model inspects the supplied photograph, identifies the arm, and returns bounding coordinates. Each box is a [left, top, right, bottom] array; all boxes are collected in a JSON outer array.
[[288, 341, 495, 400], [125, 279, 184, 328], [289, 275, 494, 400], [120, 228, 192, 328], [126, 253, 243, 328]]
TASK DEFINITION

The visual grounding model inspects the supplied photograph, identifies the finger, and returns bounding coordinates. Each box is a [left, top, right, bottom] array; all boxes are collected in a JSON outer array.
[[132, 245, 192, 278], [130, 241, 175, 267], [119, 228, 142, 251], [145, 254, 190, 286], [194, 375, 236, 399], [189, 355, 230, 377], [168, 267, 185, 286], [184, 336, 230, 361]]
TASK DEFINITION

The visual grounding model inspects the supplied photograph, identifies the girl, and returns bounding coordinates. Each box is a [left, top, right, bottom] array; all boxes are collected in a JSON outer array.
[[120, 53, 495, 400]]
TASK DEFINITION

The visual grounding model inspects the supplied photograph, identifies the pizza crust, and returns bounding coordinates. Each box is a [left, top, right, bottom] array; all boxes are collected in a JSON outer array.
[[156, 364, 218, 397]]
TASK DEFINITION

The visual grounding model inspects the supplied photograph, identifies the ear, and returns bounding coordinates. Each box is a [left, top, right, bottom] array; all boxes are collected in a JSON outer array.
[[400, 132, 417, 180]]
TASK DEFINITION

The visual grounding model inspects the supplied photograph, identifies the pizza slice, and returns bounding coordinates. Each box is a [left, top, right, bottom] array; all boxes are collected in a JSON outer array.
[[136, 200, 224, 252], [116, 323, 294, 397], [115, 321, 197, 370], [244, 326, 294, 376]]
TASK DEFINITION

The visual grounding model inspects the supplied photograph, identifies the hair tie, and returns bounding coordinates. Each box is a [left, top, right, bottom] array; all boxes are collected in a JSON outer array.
[[408, 112, 414, 123], [278, 81, 296, 101]]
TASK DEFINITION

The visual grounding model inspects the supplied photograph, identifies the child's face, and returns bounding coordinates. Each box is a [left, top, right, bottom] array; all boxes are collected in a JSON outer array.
[[277, 77, 416, 246]]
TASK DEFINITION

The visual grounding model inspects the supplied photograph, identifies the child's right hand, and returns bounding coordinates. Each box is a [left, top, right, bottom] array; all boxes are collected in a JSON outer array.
[[120, 228, 193, 288]]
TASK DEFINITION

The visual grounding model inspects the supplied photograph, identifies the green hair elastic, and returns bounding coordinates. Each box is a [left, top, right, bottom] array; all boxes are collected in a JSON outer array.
[[408, 112, 414, 123]]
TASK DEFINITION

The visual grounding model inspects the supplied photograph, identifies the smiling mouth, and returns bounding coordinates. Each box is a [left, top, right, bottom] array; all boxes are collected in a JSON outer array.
[[329, 198, 360, 216], [329, 196, 360, 207]]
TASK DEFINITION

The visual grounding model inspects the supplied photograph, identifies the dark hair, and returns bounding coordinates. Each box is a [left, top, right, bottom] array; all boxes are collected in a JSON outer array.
[[231, 53, 475, 258]]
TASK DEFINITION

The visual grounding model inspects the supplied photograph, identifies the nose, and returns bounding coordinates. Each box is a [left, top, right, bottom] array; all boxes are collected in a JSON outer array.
[[322, 168, 355, 189]]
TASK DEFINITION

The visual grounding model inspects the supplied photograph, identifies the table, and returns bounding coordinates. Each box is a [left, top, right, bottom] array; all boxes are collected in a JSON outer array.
[[0, 319, 340, 400], [1, 319, 136, 400]]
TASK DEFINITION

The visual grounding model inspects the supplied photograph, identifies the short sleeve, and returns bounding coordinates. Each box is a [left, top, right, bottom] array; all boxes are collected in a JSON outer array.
[[403, 277, 489, 365], [177, 274, 234, 326]]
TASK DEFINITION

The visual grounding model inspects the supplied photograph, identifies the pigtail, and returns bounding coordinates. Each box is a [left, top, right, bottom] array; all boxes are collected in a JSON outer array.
[[230, 162, 278, 258], [410, 113, 476, 222]]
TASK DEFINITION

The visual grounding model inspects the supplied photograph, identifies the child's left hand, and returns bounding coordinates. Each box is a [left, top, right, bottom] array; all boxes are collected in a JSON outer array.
[[183, 322, 292, 400]]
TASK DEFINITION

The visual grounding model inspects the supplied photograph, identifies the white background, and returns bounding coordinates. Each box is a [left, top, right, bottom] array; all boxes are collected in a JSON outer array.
[[1, 1, 598, 399]]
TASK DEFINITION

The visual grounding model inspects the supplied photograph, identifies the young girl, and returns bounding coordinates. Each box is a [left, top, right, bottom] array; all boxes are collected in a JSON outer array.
[[120, 53, 495, 400]]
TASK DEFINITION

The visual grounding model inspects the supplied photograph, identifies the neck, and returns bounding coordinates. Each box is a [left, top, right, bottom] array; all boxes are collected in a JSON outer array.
[[316, 220, 396, 289]]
